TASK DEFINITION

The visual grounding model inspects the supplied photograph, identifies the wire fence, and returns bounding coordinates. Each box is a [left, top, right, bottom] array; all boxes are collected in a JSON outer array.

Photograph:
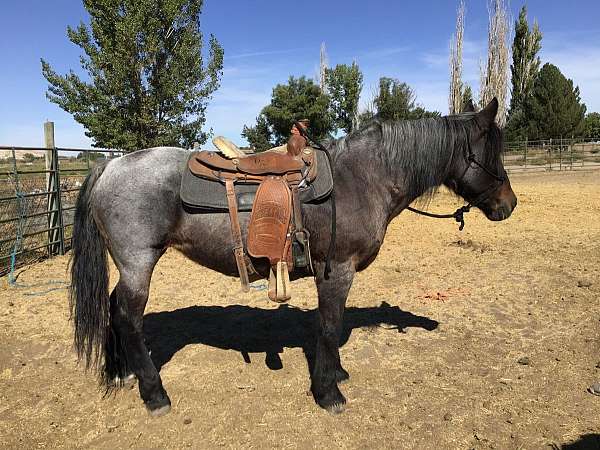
[[0, 143, 121, 280]]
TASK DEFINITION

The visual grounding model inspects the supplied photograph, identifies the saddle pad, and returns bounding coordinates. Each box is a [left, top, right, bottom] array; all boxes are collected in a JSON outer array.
[[180, 149, 333, 212], [246, 177, 292, 263]]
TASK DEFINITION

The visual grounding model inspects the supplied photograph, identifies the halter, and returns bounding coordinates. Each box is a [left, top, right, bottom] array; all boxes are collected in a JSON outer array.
[[407, 131, 506, 231]]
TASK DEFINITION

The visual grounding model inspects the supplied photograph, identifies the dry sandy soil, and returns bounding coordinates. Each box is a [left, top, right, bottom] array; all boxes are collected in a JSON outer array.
[[1, 170, 599, 449]]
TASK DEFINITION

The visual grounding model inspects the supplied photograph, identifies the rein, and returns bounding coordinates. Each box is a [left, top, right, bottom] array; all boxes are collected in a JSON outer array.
[[407, 133, 505, 231], [294, 122, 336, 280]]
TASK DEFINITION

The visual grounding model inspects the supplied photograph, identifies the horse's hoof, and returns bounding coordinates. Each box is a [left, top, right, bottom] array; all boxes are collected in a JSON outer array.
[[326, 402, 346, 415], [588, 382, 600, 396], [147, 403, 171, 417], [314, 385, 346, 414]]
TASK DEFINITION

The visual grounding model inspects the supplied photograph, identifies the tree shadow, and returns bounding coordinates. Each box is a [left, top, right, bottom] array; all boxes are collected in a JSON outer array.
[[143, 301, 438, 373], [557, 434, 600, 450]]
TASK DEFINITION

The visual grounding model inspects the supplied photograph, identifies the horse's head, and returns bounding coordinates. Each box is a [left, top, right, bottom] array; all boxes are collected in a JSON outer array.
[[445, 98, 517, 221]]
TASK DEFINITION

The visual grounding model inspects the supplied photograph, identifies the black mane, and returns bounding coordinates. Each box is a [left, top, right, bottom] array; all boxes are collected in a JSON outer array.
[[332, 114, 503, 202]]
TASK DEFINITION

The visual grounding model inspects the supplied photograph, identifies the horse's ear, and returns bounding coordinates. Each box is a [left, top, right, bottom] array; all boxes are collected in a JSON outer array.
[[462, 99, 476, 113], [476, 97, 499, 127]]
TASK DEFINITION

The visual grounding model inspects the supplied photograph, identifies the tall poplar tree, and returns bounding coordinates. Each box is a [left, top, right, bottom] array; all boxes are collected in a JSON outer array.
[[506, 5, 542, 139]]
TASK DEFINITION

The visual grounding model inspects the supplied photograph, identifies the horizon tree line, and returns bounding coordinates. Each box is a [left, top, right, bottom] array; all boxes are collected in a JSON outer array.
[[42, 0, 598, 153]]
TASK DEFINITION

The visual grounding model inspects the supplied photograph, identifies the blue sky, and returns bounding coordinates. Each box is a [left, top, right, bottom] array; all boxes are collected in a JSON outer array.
[[0, 0, 599, 148]]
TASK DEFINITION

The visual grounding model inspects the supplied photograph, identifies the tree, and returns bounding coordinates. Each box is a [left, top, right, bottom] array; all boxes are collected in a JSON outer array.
[[449, 0, 466, 115], [505, 5, 542, 140], [243, 76, 334, 148], [241, 114, 273, 152], [409, 107, 442, 119], [373, 77, 440, 121], [460, 85, 475, 112], [584, 112, 600, 138], [374, 77, 415, 121], [319, 42, 329, 93], [325, 62, 363, 133], [522, 63, 586, 139], [508, 6, 542, 116], [41, 0, 223, 152], [22, 153, 37, 163], [479, 0, 510, 127]]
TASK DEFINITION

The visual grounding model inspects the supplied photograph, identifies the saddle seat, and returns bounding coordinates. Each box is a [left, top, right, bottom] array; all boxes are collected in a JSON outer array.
[[204, 135, 310, 175], [187, 126, 318, 303]]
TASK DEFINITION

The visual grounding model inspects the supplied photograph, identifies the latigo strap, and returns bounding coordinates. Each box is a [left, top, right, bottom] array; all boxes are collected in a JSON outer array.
[[225, 179, 250, 292]]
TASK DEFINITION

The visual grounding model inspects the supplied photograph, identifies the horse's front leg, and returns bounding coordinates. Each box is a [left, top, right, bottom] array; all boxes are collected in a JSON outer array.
[[311, 261, 354, 414]]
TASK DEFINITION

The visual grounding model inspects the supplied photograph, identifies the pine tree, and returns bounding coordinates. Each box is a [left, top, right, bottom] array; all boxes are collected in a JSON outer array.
[[41, 0, 223, 151], [522, 63, 586, 139], [325, 62, 363, 133], [461, 85, 475, 112]]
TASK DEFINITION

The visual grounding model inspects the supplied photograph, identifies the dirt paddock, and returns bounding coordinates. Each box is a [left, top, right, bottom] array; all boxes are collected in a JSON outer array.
[[1, 170, 599, 449]]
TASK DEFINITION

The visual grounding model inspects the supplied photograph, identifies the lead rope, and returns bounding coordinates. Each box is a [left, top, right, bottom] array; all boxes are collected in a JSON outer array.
[[294, 122, 336, 280], [406, 204, 471, 231], [406, 131, 505, 231]]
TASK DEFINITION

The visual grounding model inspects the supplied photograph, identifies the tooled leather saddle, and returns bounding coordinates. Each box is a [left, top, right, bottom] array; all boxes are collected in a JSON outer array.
[[181, 123, 333, 302]]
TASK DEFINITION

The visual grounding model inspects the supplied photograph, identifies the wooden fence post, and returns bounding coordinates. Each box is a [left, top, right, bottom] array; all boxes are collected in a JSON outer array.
[[44, 122, 63, 255]]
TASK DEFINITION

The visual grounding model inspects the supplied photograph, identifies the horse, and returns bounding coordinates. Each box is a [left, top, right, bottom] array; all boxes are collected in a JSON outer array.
[[69, 98, 517, 416]]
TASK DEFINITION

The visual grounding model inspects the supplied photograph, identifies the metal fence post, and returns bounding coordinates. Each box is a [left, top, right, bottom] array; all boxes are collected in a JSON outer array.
[[570, 138, 574, 170], [559, 136, 563, 171], [44, 122, 62, 255], [524, 138, 528, 168]]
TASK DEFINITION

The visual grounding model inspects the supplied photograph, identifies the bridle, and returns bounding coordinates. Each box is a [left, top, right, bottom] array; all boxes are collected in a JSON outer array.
[[407, 131, 506, 231]]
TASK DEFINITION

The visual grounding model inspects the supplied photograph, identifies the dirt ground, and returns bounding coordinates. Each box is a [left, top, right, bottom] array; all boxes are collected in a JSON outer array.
[[1, 170, 599, 449]]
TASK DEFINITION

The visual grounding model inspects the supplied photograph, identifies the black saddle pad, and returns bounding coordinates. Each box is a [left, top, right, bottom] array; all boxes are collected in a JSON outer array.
[[180, 149, 333, 212]]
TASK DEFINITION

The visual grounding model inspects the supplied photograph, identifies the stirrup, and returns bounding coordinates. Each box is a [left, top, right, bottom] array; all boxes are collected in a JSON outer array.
[[268, 262, 291, 303]]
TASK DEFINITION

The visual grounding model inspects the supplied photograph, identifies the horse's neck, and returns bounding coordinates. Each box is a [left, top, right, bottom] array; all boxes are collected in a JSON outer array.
[[333, 121, 457, 221]]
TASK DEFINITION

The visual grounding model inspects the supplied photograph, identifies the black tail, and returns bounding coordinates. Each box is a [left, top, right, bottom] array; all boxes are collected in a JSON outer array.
[[69, 163, 109, 372]]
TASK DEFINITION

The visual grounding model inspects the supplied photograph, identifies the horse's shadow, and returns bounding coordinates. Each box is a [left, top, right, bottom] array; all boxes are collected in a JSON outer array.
[[143, 301, 439, 372]]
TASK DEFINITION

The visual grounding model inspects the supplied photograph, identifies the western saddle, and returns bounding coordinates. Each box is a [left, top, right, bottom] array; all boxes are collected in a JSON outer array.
[[187, 122, 318, 302]]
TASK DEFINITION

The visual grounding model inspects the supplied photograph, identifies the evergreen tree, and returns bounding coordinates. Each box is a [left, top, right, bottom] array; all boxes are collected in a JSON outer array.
[[325, 62, 363, 133], [506, 5, 542, 139], [460, 85, 475, 112], [522, 63, 586, 139], [41, 0, 223, 151]]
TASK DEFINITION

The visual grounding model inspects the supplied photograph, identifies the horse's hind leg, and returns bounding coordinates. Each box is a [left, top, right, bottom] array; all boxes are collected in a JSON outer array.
[[311, 262, 354, 414], [105, 257, 171, 416]]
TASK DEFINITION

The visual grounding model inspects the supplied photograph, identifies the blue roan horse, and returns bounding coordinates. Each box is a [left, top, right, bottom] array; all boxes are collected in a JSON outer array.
[[70, 99, 516, 416]]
